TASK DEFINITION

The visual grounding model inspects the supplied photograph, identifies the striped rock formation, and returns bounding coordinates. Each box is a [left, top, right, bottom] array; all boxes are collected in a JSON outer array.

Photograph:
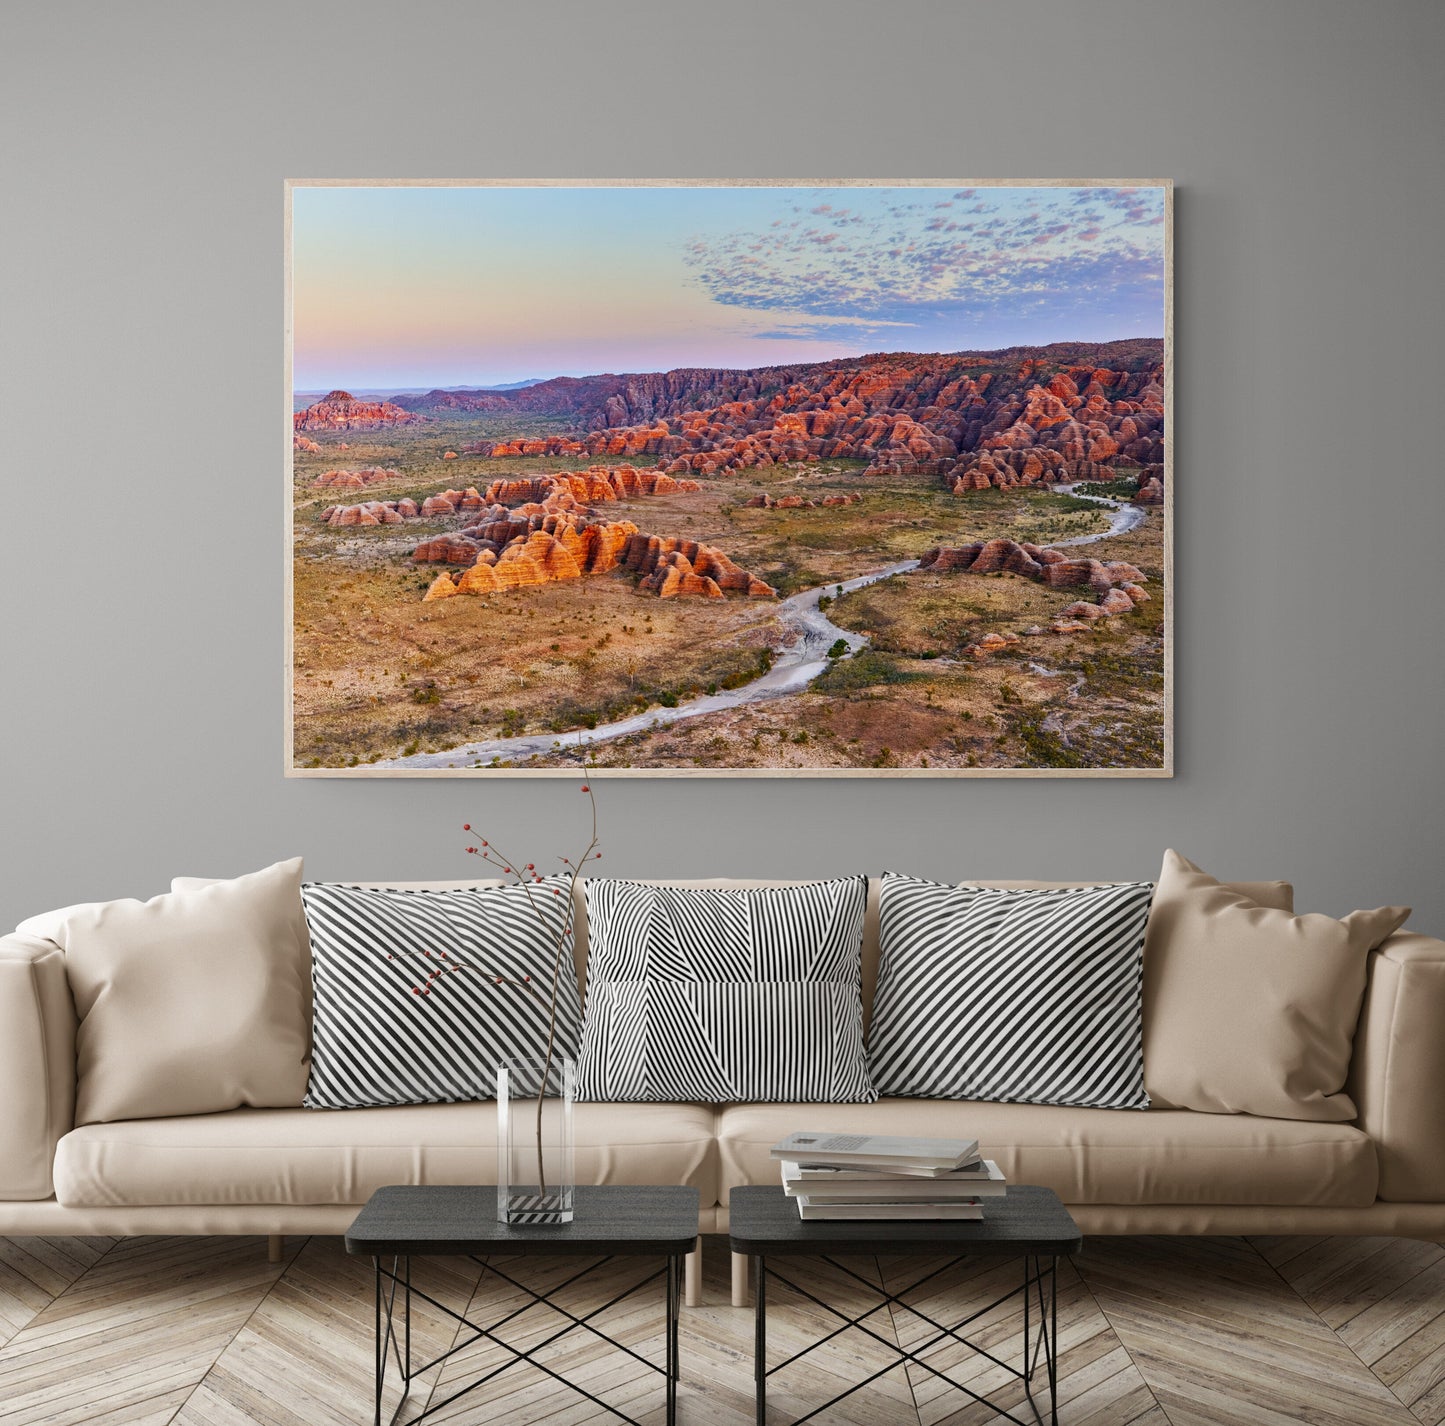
[[639, 551, 725, 599], [917, 539, 1150, 633], [414, 534, 487, 564], [419, 487, 488, 517], [482, 465, 701, 506], [312, 467, 402, 490], [294, 391, 422, 432], [417, 516, 773, 602], [620, 532, 774, 597], [320, 497, 421, 527], [743, 492, 863, 510], [948, 447, 1072, 492], [1134, 466, 1165, 503]]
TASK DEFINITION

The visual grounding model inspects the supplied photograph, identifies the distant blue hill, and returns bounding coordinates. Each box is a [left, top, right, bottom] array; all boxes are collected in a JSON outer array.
[[294, 378, 546, 410]]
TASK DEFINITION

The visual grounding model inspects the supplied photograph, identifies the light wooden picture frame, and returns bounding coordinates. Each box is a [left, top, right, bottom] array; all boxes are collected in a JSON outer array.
[[285, 180, 1172, 778]]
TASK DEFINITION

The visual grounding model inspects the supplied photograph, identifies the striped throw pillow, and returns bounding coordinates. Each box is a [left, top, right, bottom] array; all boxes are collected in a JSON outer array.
[[301, 880, 580, 1109], [578, 878, 875, 1103], [868, 873, 1155, 1109]]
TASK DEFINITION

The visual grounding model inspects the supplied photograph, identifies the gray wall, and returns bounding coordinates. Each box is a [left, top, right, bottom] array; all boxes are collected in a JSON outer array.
[[3, 0, 1442, 932]]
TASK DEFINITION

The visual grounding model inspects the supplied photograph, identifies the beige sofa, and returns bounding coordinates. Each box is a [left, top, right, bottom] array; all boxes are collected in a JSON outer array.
[[3, 876, 1443, 1308]]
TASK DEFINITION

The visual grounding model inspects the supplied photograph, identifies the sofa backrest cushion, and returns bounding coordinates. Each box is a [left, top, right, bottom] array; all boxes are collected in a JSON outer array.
[[299, 879, 581, 1108], [35, 859, 310, 1125], [869, 875, 1156, 1109], [1143, 851, 1407, 1120], [577, 877, 874, 1103]]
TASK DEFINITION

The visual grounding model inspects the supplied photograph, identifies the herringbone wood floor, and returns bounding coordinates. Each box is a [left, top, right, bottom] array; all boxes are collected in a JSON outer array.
[[0, 1233, 1442, 1425]]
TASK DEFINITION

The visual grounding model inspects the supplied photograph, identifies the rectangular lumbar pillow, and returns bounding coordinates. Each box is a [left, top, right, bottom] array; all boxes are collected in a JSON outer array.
[[1143, 850, 1410, 1120], [578, 877, 875, 1102], [868, 872, 1156, 1109], [301, 879, 581, 1109], [19, 858, 310, 1125]]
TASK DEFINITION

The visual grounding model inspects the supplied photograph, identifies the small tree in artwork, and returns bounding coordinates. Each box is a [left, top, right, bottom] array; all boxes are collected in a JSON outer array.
[[442, 782, 600, 1197]]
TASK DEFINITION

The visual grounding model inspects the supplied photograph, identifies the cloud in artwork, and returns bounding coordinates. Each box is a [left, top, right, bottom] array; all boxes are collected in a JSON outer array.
[[681, 186, 1166, 347]]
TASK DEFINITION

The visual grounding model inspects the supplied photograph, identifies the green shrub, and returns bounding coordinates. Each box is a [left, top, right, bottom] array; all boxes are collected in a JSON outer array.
[[813, 650, 916, 694]]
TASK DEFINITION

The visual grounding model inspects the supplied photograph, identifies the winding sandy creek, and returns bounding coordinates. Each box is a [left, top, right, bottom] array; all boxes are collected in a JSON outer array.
[[375, 485, 1144, 768]]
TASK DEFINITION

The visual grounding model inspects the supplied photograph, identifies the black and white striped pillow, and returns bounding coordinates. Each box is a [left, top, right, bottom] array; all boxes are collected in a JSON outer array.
[[578, 878, 876, 1103], [868, 873, 1155, 1109], [301, 880, 580, 1109]]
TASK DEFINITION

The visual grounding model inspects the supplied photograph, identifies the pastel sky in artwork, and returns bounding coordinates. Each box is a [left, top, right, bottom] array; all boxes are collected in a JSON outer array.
[[291, 184, 1167, 390]]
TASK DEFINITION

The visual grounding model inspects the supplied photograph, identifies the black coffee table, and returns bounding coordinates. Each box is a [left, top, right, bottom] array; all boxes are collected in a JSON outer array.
[[729, 1183, 1081, 1426], [346, 1184, 699, 1426]]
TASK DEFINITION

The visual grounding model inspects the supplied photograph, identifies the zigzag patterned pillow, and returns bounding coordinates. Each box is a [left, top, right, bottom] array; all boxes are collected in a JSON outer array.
[[301, 880, 580, 1109], [868, 873, 1155, 1109], [578, 878, 876, 1103]]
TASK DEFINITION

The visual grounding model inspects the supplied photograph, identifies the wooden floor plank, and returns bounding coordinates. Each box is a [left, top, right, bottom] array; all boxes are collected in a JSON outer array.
[[0, 1236, 286, 1426], [1079, 1236, 1422, 1426], [1338, 1259, 1445, 1368], [1261, 1236, 1445, 1331], [878, 1254, 1161, 1426], [2, 1229, 1444, 1424], [0, 1235, 115, 1348], [171, 1234, 484, 1426], [1259, 1233, 1445, 1422]]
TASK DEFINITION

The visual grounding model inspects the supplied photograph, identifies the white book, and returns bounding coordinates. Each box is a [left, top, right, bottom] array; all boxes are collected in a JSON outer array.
[[796, 1199, 986, 1221], [782, 1159, 1006, 1200], [769, 1131, 980, 1175], [783, 1159, 983, 1181]]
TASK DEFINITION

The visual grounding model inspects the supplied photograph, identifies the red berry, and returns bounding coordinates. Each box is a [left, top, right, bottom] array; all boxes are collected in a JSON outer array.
[[462, 824, 471, 831], [580, 785, 590, 792], [481, 840, 488, 847], [526, 864, 534, 871]]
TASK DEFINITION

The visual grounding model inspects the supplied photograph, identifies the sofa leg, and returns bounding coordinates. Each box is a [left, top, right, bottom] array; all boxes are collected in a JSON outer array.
[[267, 1234, 283, 1264], [731, 1249, 750, 1308], [684, 1238, 701, 1308]]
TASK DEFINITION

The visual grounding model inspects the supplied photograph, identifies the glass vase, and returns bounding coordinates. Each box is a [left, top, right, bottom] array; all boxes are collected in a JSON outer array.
[[496, 1055, 576, 1224]]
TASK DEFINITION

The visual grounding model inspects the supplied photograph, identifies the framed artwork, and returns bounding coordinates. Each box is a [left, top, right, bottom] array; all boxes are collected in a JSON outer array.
[[286, 180, 1171, 777]]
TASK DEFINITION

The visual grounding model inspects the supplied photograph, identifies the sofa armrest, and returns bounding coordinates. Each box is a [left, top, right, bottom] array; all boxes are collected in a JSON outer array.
[[1350, 930, 1445, 1201], [0, 934, 77, 1199]]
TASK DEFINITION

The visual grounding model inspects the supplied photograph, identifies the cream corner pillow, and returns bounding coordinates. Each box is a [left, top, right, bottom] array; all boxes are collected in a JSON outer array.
[[1142, 850, 1409, 1120], [42, 858, 309, 1125]]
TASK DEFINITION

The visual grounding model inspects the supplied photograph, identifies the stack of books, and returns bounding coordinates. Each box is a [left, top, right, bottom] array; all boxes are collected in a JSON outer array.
[[771, 1130, 1006, 1220]]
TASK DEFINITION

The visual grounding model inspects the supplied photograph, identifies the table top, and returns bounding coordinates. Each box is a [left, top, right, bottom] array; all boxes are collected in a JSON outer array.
[[727, 1184, 1081, 1257], [345, 1185, 700, 1258]]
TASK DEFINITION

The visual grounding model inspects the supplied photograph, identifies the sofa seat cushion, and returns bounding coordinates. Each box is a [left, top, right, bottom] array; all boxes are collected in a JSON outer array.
[[53, 1102, 718, 1209], [717, 1101, 1378, 1209]]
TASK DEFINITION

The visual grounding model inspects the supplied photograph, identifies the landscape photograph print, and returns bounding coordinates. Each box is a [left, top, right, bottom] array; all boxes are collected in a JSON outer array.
[[287, 180, 1171, 776]]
